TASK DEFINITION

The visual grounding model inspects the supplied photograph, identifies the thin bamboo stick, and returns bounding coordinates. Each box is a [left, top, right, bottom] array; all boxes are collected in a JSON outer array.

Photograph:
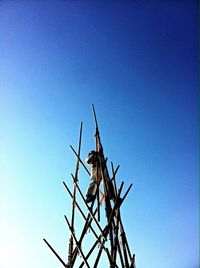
[[43, 239, 66, 267], [64, 215, 90, 268]]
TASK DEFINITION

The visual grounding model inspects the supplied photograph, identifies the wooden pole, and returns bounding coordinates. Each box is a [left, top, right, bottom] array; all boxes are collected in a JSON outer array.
[[71, 174, 106, 238], [70, 191, 99, 266], [68, 122, 83, 265], [43, 239, 66, 267], [70, 145, 90, 176], [92, 181, 124, 267], [64, 215, 90, 268], [63, 181, 102, 241]]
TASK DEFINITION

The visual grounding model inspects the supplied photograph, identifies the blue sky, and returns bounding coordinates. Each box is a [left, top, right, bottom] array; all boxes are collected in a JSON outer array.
[[0, 1, 198, 268]]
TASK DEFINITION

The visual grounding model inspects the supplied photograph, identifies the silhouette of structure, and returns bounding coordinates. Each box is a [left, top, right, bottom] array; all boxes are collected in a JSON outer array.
[[44, 105, 136, 267]]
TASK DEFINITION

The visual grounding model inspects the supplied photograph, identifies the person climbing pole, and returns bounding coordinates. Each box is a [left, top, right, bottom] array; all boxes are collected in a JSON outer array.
[[85, 150, 115, 203], [85, 150, 100, 203]]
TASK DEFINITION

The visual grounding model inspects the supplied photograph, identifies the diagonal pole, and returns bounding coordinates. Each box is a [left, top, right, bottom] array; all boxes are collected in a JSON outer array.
[[70, 189, 100, 266], [113, 208, 120, 263], [43, 239, 66, 267], [64, 215, 90, 268], [117, 184, 133, 262], [63, 181, 101, 241], [70, 145, 90, 176], [63, 180, 110, 259], [120, 220, 129, 267], [71, 174, 106, 239], [111, 162, 119, 197], [119, 217, 132, 260], [92, 182, 124, 268], [80, 187, 124, 268], [130, 254, 136, 268], [79, 234, 113, 268], [79, 181, 124, 268], [70, 145, 105, 198], [121, 184, 133, 203]]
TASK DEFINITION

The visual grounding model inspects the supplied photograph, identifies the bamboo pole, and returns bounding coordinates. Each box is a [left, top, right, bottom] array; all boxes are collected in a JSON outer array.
[[92, 182, 124, 267], [79, 181, 124, 268], [64, 215, 90, 268], [71, 174, 106, 239], [63, 181, 101, 241], [63, 180, 110, 262], [70, 145, 90, 176], [43, 239, 66, 267], [70, 190, 99, 266], [68, 122, 83, 265]]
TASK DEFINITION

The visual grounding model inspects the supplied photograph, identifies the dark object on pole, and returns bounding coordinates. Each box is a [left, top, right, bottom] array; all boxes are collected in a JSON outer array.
[[44, 105, 136, 267]]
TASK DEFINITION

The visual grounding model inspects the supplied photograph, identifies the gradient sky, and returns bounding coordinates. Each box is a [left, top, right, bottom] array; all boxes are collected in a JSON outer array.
[[0, 1, 198, 268]]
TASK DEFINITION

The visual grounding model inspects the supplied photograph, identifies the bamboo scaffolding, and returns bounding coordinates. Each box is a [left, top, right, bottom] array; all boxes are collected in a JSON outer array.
[[44, 105, 136, 268]]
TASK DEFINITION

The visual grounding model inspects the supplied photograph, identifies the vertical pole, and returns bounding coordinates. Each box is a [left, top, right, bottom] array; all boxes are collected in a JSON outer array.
[[67, 122, 82, 266], [92, 104, 101, 222], [92, 104, 117, 261]]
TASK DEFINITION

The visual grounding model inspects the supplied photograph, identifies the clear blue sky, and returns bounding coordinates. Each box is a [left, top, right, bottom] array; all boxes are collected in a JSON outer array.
[[0, 1, 198, 268]]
